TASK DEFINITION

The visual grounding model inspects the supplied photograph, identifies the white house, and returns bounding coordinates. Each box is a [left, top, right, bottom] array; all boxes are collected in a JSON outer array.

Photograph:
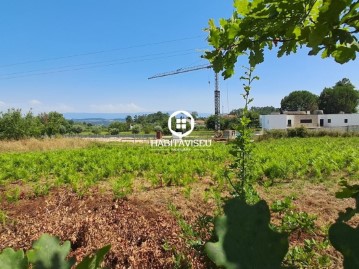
[[260, 111, 359, 131]]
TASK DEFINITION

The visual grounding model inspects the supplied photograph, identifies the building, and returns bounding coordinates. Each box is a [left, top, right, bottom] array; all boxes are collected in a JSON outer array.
[[260, 111, 359, 131]]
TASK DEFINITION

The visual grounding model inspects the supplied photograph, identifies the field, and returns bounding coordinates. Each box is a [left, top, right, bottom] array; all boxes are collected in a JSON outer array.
[[0, 137, 358, 268]]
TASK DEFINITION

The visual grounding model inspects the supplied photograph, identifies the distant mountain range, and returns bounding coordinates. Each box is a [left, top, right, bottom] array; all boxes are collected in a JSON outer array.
[[64, 112, 211, 120], [63, 112, 211, 125], [63, 112, 149, 120]]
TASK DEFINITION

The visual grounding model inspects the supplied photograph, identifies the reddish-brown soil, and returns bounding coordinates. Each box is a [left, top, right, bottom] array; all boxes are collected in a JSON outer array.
[[1, 180, 358, 269], [0, 187, 214, 269]]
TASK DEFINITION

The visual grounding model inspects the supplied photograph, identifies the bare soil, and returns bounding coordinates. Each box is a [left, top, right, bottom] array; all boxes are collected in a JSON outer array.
[[0, 186, 215, 269], [1, 180, 358, 268]]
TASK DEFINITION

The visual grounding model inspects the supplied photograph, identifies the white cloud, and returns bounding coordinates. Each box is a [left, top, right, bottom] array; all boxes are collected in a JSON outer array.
[[89, 103, 144, 113], [29, 103, 75, 114], [50, 104, 74, 113], [0, 101, 6, 107], [29, 99, 42, 106]]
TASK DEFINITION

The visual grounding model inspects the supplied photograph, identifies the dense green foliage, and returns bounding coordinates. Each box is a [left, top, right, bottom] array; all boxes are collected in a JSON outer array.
[[0, 109, 73, 140], [205, 108, 264, 130], [0, 234, 110, 269], [318, 78, 359, 113], [0, 110, 171, 139], [0, 109, 44, 140], [280, 90, 319, 112], [0, 138, 358, 197], [204, 0, 359, 78], [0, 143, 228, 196], [253, 137, 359, 180], [132, 111, 170, 134]]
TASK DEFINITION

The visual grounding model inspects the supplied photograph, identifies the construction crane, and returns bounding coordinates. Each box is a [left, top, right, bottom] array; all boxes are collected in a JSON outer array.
[[148, 64, 221, 130]]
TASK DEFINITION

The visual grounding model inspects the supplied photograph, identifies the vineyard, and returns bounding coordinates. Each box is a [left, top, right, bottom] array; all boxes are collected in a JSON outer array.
[[0, 138, 358, 195], [0, 137, 359, 268]]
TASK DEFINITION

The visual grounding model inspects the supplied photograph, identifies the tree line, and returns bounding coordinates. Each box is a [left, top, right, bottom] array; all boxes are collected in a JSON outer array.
[[281, 78, 359, 114], [2, 77, 357, 139], [0, 110, 189, 140]]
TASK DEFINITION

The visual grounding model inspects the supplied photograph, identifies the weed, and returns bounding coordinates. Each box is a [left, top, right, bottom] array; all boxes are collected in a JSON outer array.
[[5, 187, 21, 202], [112, 174, 133, 198], [284, 238, 331, 268], [33, 183, 50, 197], [0, 210, 8, 225], [168, 203, 203, 248]]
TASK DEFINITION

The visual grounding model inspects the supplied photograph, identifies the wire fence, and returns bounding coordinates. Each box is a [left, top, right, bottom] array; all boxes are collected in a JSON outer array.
[[316, 125, 359, 132], [65, 133, 214, 141]]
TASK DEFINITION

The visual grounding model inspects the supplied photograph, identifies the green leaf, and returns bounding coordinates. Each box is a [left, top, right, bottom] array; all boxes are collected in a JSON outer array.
[[27, 234, 75, 269], [329, 222, 359, 269], [76, 245, 111, 269], [308, 46, 322, 56], [249, 48, 264, 67], [204, 0, 358, 76], [205, 198, 289, 269], [227, 23, 239, 39], [234, 0, 250, 16], [332, 45, 356, 64], [318, 0, 349, 24], [208, 19, 220, 48], [0, 248, 27, 269], [292, 26, 302, 39], [321, 48, 329, 58], [308, 24, 328, 47]]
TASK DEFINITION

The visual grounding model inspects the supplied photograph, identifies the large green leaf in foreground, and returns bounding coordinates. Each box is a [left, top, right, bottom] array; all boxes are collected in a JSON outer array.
[[205, 198, 289, 269], [27, 234, 75, 269], [0, 248, 27, 269]]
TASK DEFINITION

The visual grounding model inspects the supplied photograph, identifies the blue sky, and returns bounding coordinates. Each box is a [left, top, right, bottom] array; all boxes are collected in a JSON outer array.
[[0, 0, 358, 116]]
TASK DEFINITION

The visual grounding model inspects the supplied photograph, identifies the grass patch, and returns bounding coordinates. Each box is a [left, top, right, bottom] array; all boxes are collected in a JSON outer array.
[[0, 137, 96, 152]]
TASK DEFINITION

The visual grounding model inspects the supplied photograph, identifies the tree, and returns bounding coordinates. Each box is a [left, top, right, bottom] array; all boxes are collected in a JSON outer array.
[[250, 106, 280, 115], [280, 90, 319, 112], [0, 109, 26, 140], [229, 108, 243, 116], [39, 112, 68, 136], [71, 125, 84, 134], [154, 125, 163, 132], [24, 111, 44, 137], [109, 128, 120, 135], [0, 109, 44, 140], [206, 115, 226, 130], [318, 78, 359, 113], [108, 121, 128, 132], [204, 0, 359, 77], [125, 115, 133, 125], [131, 124, 141, 134], [91, 126, 102, 135], [191, 111, 199, 120], [143, 124, 152, 134]]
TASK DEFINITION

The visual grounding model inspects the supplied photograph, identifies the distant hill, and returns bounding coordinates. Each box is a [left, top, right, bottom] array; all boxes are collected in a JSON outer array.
[[64, 112, 212, 126], [63, 112, 149, 120]]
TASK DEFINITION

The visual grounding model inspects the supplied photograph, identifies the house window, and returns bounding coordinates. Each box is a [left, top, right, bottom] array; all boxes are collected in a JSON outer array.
[[300, 119, 312, 124], [328, 119, 331, 123], [287, 119, 292, 127], [344, 119, 348, 123]]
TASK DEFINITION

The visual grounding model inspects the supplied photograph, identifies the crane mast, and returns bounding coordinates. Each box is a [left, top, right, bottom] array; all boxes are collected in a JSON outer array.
[[214, 73, 220, 130], [148, 64, 221, 130]]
